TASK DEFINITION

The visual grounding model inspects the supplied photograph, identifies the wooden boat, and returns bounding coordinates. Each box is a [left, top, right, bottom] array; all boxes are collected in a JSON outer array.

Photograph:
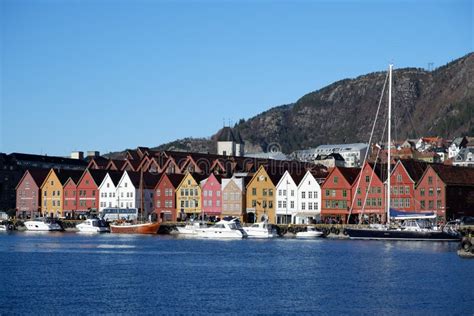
[[110, 221, 160, 234]]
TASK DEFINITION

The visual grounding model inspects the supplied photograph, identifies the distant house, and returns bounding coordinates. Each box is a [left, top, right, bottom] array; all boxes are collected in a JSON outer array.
[[314, 153, 345, 168], [292, 143, 368, 167], [448, 137, 468, 159], [15, 169, 49, 219], [453, 148, 474, 167]]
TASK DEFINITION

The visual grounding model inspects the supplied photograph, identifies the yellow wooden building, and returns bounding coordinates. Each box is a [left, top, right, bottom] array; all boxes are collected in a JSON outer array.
[[175, 172, 205, 220], [245, 166, 285, 224]]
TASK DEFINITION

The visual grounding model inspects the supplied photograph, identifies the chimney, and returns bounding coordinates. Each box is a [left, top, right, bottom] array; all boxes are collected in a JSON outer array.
[[86, 151, 100, 158], [71, 151, 84, 160]]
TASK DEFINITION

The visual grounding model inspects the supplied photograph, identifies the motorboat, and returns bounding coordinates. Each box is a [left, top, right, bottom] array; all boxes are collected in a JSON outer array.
[[195, 218, 247, 239], [0, 224, 8, 231], [175, 221, 207, 236], [110, 221, 160, 234], [295, 226, 324, 238], [243, 221, 278, 238], [76, 218, 110, 233], [24, 218, 63, 231]]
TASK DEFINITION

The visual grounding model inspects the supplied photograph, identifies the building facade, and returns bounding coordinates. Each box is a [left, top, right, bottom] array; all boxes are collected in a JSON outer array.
[[201, 174, 222, 218], [295, 171, 322, 224], [154, 173, 184, 221], [15, 169, 49, 218]]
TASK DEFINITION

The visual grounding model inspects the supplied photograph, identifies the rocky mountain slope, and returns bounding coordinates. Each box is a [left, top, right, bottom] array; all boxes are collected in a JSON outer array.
[[111, 52, 474, 156]]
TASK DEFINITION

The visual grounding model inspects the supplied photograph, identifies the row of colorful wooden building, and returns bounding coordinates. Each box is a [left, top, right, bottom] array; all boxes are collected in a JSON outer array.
[[15, 155, 474, 224]]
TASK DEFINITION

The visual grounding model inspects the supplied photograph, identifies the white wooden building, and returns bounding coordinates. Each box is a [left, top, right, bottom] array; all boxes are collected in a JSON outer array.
[[295, 171, 322, 224], [275, 171, 299, 224]]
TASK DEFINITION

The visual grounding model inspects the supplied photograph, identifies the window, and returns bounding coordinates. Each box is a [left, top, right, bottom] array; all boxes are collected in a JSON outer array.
[[325, 190, 330, 197], [405, 186, 409, 194], [291, 190, 294, 197], [308, 191, 313, 199], [437, 200, 442, 209], [263, 189, 267, 196], [429, 188, 434, 196], [217, 191, 220, 197], [290, 201, 294, 208], [420, 188, 425, 196], [216, 200, 220, 207], [357, 188, 361, 195], [283, 190, 286, 196], [397, 174, 402, 182], [107, 183, 110, 188], [428, 176, 433, 185], [331, 190, 336, 197], [342, 190, 347, 197], [157, 189, 161, 196], [209, 191, 213, 197], [278, 190, 282, 196], [252, 200, 256, 207], [92, 191, 95, 196], [420, 200, 425, 209], [357, 199, 362, 207], [365, 175, 370, 183], [252, 188, 256, 196], [282, 201, 287, 208], [269, 189, 273, 196], [301, 192, 306, 199], [278, 201, 282, 208], [314, 202, 318, 209], [308, 203, 313, 210], [334, 176, 339, 184], [302, 202, 306, 210], [437, 187, 441, 196], [269, 201, 273, 208], [203, 190, 207, 197], [428, 200, 434, 209]]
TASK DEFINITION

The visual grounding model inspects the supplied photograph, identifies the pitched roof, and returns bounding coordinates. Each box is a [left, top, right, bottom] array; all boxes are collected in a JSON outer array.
[[55, 169, 85, 185], [337, 167, 361, 185], [399, 159, 429, 183], [431, 164, 474, 186], [28, 169, 50, 187], [126, 171, 163, 189], [9, 153, 88, 166], [216, 127, 243, 143], [88, 169, 109, 186], [107, 171, 123, 186], [164, 173, 186, 188]]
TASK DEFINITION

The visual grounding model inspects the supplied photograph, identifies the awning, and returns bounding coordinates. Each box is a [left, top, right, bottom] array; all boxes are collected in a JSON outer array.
[[389, 208, 436, 220]]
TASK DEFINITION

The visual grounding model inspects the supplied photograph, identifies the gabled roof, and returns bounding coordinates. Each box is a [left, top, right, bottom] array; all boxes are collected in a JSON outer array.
[[398, 159, 429, 183], [15, 168, 50, 190], [431, 164, 474, 186], [106, 171, 124, 187], [216, 127, 243, 143], [159, 173, 186, 189], [55, 169, 85, 185], [125, 171, 163, 189], [337, 167, 361, 185], [87, 169, 109, 187]]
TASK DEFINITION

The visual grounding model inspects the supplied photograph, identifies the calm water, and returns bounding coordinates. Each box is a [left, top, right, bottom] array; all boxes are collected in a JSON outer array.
[[0, 232, 472, 315]]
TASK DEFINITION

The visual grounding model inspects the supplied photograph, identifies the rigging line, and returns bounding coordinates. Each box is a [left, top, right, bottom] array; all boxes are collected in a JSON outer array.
[[361, 113, 388, 218], [348, 71, 389, 224]]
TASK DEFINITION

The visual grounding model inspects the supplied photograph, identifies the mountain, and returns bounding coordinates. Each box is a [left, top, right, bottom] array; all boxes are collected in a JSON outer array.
[[110, 52, 474, 156]]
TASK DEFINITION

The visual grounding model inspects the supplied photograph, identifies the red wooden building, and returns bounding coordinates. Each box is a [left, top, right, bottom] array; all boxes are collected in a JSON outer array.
[[321, 167, 360, 223], [15, 169, 49, 219], [349, 162, 387, 223], [416, 164, 474, 221], [75, 169, 109, 216], [154, 173, 184, 221], [389, 160, 428, 212]]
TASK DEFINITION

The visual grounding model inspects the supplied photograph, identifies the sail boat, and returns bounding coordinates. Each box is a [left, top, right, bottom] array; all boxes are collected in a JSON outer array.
[[110, 170, 161, 234], [345, 65, 460, 241]]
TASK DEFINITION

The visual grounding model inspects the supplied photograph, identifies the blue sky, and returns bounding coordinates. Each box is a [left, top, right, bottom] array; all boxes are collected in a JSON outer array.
[[1, 0, 472, 156]]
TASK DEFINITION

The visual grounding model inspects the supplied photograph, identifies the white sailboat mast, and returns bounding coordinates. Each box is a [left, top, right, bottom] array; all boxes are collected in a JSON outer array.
[[387, 64, 393, 225]]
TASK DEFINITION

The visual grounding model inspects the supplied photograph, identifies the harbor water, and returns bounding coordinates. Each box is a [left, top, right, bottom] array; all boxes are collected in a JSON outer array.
[[0, 233, 472, 315]]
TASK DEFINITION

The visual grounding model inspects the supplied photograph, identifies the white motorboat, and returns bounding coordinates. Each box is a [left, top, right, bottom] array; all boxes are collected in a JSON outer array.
[[76, 218, 110, 233], [175, 222, 208, 236], [296, 226, 324, 238], [24, 218, 63, 231], [244, 221, 278, 238], [195, 218, 247, 239], [0, 224, 8, 231]]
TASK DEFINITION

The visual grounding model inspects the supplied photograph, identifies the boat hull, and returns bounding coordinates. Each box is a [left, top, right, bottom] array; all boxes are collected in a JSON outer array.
[[295, 232, 324, 238], [24, 221, 63, 231], [345, 228, 460, 241], [110, 222, 160, 234]]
